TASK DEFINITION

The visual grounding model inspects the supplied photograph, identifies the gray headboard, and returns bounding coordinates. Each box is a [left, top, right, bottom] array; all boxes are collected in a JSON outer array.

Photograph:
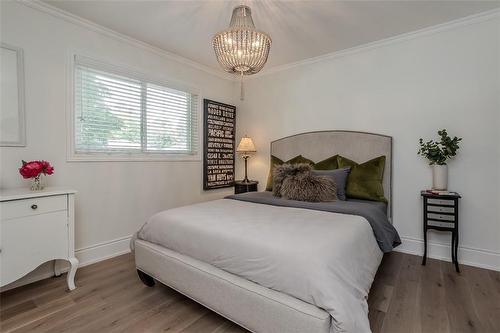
[[270, 130, 393, 222]]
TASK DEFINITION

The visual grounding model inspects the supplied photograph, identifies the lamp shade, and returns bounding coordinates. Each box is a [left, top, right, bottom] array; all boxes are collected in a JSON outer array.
[[236, 137, 256, 153]]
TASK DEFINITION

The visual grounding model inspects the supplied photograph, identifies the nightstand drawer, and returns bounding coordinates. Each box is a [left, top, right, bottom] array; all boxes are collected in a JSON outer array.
[[428, 221, 455, 228], [427, 198, 454, 206], [1, 195, 67, 220], [427, 205, 455, 213], [427, 213, 455, 221]]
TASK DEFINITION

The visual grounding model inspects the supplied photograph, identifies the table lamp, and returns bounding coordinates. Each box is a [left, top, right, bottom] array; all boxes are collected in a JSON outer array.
[[236, 136, 257, 183]]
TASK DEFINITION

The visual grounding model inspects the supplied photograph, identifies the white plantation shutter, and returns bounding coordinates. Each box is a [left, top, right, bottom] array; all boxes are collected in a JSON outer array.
[[146, 83, 198, 153], [75, 65, 142, 152], [73, 56, 198, 158]]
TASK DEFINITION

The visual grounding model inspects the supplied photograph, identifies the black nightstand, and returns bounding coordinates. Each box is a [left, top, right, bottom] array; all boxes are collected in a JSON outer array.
[[234, 181, 258, 194], [421, 191, 461, 272]]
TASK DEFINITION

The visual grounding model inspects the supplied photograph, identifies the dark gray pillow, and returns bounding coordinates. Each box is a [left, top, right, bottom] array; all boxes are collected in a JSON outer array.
[[311, 168, 351, 200], [280, 172, 337, 202]]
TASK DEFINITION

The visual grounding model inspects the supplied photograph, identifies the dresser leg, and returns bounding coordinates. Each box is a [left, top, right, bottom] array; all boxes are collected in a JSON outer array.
[[451, 232, 456, 263], [67, 257, 79, 291], [454, 232, 460, 273], [422, 229, 427, 266]]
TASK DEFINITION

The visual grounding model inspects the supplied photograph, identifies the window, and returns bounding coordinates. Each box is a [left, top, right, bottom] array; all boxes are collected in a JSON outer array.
[[71, 56, 199, 160]]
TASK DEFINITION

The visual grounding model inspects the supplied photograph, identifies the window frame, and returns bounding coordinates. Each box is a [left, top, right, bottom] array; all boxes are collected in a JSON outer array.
[[67, 54, 202, 162]]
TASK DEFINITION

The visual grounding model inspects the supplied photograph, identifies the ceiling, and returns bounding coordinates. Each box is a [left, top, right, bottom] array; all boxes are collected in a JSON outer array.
[[44, 1, 499, 72]]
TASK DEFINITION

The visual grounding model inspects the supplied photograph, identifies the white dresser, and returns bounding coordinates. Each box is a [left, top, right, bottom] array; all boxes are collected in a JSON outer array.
[[0, 187, 78, 290]]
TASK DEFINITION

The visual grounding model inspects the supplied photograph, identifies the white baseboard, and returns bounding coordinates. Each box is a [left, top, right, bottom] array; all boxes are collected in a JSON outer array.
[[1, 235, 132, 292], [76, 235, 132, 267], [395, 236, 500, 272]]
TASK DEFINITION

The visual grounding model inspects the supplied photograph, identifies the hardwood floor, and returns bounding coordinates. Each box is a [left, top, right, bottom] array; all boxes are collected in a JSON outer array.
[[1, 252, 499, 333]]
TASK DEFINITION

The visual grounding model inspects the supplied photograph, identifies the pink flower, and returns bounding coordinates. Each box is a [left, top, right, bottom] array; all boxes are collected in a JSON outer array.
[[19, 160, 54, 179], [19, 161, 42, 178], [39, 160, 54, 175]]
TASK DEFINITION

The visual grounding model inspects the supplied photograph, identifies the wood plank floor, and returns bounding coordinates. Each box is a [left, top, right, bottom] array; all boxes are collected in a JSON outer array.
[[1, 252, 499, 333]]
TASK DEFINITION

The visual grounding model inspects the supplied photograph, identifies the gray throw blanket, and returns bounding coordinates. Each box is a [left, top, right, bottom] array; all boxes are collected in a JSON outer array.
[[226, 191, 401, 253]]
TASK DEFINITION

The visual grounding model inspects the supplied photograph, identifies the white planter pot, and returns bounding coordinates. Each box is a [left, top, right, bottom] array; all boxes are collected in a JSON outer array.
[[432, 164, 448, 190]]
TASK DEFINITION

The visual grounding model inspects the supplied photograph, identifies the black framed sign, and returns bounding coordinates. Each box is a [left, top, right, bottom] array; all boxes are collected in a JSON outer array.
[[203, 99, 236, 190]]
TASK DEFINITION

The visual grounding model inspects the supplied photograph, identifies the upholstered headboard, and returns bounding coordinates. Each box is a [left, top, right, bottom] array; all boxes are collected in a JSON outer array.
[[270, 130, 393, 222]]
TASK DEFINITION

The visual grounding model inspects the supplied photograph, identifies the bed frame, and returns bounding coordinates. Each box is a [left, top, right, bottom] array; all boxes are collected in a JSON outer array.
[[134, 130, 393, 333]]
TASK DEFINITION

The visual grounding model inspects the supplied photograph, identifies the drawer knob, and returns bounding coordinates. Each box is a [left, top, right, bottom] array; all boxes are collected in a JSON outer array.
[[31, 204, 38, 210]]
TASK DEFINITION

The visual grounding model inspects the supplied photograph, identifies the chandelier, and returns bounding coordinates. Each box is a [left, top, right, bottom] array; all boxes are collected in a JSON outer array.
[[212, 5, 271, 100]]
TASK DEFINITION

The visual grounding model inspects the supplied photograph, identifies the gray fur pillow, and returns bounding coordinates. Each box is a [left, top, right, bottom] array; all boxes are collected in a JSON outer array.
[[272, 163, 312, 197], [281, 173, 337, 202], [273, 163, 337, 202]]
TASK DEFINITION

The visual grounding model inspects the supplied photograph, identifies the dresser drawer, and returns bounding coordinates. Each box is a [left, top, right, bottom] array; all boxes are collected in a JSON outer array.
[[428, 221, 455, 228], [0, 195, 67, 220], [427, 198, 455, 206], [427, 213, 455, 221], [427, 205, 455, 213]]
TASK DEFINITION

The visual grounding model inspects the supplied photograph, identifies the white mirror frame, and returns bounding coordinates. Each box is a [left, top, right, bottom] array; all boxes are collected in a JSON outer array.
[[1, 43, 26, 147]]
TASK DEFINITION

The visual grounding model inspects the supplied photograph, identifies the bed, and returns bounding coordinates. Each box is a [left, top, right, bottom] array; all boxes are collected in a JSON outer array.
[[133, 130, 400, 333]]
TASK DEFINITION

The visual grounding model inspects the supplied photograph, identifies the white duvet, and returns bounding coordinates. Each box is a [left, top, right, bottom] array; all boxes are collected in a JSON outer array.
[[138, 199, 382, 333]]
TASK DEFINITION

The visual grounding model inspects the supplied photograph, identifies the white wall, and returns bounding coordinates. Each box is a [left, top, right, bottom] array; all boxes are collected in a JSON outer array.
[[237, 14, 500, 270], [1, 1, 498, 285], [0, 1, 236, 270]]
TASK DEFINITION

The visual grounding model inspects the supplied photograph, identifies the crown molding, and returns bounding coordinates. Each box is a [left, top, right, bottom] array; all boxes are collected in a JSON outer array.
[[19, 0, 235, 81], [253, 7, 500, 79]]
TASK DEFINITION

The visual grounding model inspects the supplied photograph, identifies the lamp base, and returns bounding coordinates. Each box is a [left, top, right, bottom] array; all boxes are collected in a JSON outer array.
[[242, 155, 251, 184]]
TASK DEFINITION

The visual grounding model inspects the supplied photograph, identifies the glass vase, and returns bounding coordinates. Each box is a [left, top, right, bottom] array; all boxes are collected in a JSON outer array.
[[31, 175, 44, 191]]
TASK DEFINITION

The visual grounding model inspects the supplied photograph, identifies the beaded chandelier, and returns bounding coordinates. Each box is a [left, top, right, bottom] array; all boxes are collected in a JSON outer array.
[[212, 5, 271, 99]]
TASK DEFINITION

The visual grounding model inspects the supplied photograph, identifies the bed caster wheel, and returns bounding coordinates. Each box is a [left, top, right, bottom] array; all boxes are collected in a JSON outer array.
[[137, 270, 155, 287]]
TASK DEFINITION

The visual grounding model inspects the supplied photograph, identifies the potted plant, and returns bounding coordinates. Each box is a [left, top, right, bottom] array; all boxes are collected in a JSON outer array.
[[418, 129, 462, 190]]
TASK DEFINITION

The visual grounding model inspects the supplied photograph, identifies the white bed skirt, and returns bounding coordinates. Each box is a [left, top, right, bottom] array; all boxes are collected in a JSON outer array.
[[134, 239, 331, 333]]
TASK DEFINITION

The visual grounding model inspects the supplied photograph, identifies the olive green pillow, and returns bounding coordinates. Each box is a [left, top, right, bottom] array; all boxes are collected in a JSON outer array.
[[337, 155, 387, 202], [314, 155, 339, 170], [266, 155, 284, 191], [265, 155, 315, 191]]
